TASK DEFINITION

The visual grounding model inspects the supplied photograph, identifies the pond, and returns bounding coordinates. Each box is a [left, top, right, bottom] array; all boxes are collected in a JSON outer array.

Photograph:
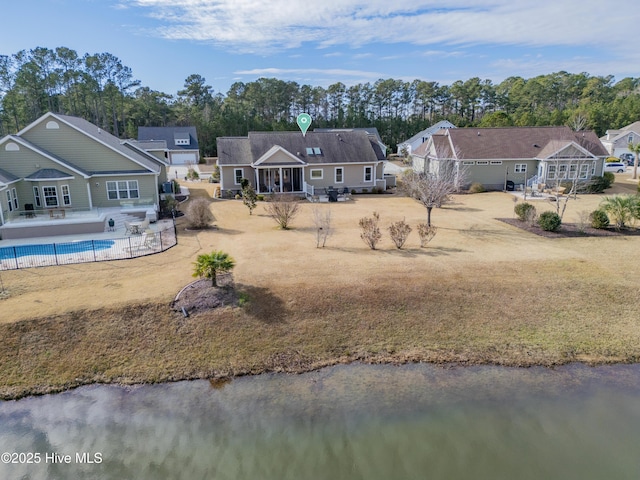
[[1, 363, 639, 480]]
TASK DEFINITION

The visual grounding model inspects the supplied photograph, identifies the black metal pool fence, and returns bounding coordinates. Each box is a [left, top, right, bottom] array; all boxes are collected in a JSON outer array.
[[0, 223, 177, 271]]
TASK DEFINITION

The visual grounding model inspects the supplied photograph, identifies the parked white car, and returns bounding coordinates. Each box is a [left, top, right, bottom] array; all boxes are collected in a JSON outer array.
[[603, 162, 627, 173]]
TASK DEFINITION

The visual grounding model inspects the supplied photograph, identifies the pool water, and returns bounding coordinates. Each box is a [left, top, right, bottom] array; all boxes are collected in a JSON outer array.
[[0, 240, 115, 259]]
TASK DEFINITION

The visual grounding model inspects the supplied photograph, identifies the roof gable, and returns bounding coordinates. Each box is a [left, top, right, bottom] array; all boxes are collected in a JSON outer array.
[[253, 145, 307, 166]]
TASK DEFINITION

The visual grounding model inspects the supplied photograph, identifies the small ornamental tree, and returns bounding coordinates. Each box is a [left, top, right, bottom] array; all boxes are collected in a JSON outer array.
[[265, 194, 300, 229], [388, 219, 412, 249], [193, 250, 235, 287], [242, 183, 258, 215], [311, 206, 332, 248], [359, 212, 382, 250], [417, 223, 437, 247]]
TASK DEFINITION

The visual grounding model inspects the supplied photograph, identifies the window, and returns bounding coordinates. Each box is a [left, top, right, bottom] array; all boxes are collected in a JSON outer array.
[[364, 166, 373, 182], [310, 169, 323, 179], [462, 161, 475, 165], [335, 167, 344, 184], [175, 138, 190, 145], [61, 185, 72, 206], [476, 161, 489, 165], [33, 186, 42, 208], [579, 164, 589, 179], [629, 135, 634, 144], [514, 164, 527, 173], [43, 186, 59, 207], [106, 180, 140, 200], [547, 165, 556, 180], [306, 147, 314, 155], [234, 169, 244, 185], [490, 161, 503, 165], [569, 164, 577, 179], [6, 190, 13, 212], [558, 164, 567, 179], [11, 188, 18, 210], [313, 147, 322, 155]]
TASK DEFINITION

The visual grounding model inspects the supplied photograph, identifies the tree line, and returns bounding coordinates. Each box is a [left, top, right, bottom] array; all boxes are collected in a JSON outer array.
[[2, 46, 640, 156]]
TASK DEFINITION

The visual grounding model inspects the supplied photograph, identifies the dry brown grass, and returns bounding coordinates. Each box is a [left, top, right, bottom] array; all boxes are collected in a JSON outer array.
[[1, 180, 640, 399]]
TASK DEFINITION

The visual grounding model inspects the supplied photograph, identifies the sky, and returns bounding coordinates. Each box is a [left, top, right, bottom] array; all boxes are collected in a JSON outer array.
[[2, 0, 639, 97]]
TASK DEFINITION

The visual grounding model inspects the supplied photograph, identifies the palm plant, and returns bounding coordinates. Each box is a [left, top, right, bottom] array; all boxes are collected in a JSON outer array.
[[599, 195, 639, 229], [193, 250, 235, 287]]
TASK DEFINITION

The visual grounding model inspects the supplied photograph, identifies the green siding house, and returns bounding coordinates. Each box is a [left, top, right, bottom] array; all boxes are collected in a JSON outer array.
[[0, 112, 168, 239], [412, 126, 608, 191]]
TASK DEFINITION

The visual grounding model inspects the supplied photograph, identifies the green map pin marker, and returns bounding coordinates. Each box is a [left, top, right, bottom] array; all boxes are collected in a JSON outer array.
[[297, 113, 312, 136]]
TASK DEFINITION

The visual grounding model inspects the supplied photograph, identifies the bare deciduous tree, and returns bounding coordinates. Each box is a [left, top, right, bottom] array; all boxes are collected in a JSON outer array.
[[264, 194, 300, 229], [359, 211, 382, 250], [311, 206, 332, 248], [400, 167, 464, 226], [388, 219, 412, 249]]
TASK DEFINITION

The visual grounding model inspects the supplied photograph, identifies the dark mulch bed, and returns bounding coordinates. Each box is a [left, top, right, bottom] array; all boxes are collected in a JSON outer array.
[[498, 217, 640, 238], [172, 277, 237, 315]]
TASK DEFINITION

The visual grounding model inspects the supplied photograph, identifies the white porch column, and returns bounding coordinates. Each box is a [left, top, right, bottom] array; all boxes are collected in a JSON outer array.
[[87, 182, 94, 210]]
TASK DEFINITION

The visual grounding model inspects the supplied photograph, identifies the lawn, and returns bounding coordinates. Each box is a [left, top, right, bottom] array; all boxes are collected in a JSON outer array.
[[1, 180, 639, 399]]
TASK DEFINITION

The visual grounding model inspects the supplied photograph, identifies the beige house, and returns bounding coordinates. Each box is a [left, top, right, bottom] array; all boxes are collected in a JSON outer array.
[[412, 126, 608, 191], [217, 131, 386, 198], [0, 113, 168, 239]]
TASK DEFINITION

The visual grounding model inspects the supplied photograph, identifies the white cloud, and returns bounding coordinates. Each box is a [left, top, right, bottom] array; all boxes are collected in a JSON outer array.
[[129, 0, 636, 54]]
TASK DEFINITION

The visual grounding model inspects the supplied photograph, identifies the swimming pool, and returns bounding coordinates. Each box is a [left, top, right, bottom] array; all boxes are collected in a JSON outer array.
[[0, 239, 115, 260]]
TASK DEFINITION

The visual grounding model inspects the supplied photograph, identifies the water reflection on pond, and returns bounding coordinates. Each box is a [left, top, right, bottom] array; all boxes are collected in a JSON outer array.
[[1, 363, 640, 480]]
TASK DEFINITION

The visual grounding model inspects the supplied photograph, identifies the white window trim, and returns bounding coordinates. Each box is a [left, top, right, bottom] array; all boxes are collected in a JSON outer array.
[[11, 187, 18, 210], [6, 190, 13, 212], [33, 186, 42, 208], [490, 161, 502, 165], [579, 164, 589, 179], [234, 168, 244, 185], [310, 169, 323, 180], [61, 184, 72, 206], [462, 161, 475, 165], [548, 165, 556, 180], [364, 166, 373, 182], [515, 164, 527, 173], [106, 180, 140, 200], [335, 167, 344, 184], [476, 161, 489, 165], [43, 185, 59, 207], [568, 164, 577, 179]]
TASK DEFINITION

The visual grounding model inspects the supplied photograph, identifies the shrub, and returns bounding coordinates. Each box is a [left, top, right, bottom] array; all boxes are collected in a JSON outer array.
[[416, 223, 437, 247], [186, 168, 199, 180], [351, 189, 357, 195], [586, 175, 613, 193], [359, 212, 382, 250], [185, 198, 215, 229], [257, 194, 265, 201], [312, 206, 332, 248], [537, 211, 561, 231], [514, 202, 536, 222], [468, 182, 485, 193], [264, 194, 300, 229], [361, 188, 368, 194], [590, 209, 610, 229], [388, 219, 412, 249], [599, 195, 638, 229]]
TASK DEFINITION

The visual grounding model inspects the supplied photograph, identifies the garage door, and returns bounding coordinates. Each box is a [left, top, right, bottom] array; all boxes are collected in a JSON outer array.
[[171, 152, 197, 164]]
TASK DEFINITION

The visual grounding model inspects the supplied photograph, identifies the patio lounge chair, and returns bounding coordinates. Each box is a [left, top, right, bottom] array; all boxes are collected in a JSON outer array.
[[124, 221, 133, 235]]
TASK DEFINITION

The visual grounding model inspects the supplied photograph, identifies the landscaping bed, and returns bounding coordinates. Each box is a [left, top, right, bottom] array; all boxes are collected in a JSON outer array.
[[499, 218, 640, 238]]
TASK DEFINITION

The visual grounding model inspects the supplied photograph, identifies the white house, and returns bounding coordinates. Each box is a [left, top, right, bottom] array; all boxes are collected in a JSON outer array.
[[599, 121, 640, 159], [397, 120, 456, 156]]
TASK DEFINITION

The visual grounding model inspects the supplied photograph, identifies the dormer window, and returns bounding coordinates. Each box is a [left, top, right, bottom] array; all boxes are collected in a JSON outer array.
[[175, 138, 190, 146], [174, 133, 191, 146]]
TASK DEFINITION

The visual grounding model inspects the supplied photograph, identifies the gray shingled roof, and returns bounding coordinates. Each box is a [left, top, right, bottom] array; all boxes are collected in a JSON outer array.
[[138, 126, 199, 151], [55, 114, 160, 173], [25, 168, 75, 180], [0, 168, 19, 184], [439, 127, 607, 160], [217, 131, 381, 166]]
